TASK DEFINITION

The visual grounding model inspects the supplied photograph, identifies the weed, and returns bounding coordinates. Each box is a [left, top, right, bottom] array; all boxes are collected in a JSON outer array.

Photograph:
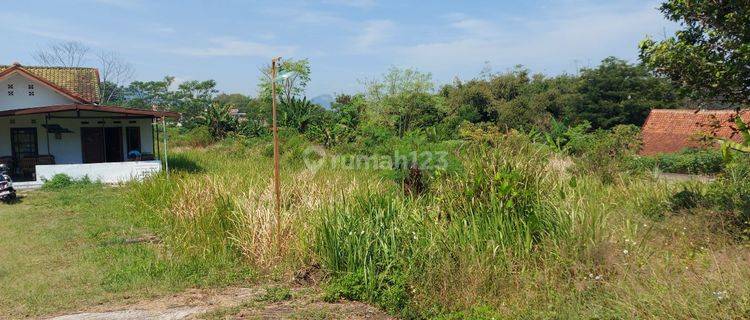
[[258, 286, 293, 302]]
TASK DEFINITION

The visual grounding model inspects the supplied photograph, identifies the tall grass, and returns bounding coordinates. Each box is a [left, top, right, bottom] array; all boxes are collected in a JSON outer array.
[[128, 136, 388, 273], [314, 138, 619, 316], [126, 133, 750, 318]]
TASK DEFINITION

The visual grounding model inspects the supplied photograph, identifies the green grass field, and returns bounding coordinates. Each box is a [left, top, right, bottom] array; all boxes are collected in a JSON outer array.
[[2, 135, 749, 319], [0, 182, 254, 317]]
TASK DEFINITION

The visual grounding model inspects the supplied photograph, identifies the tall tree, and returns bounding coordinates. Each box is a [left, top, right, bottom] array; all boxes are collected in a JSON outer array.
[[33, 41, 134, 104], [33, 41, 89, 67], [362, 67, 442, 136], [572, 57, 679, 128], [96, 51, 134, 104], [639, 0, 750, 105], [174, 80, 219, 121], [258, 58, 311, 104], [124, 77, 175, 110]]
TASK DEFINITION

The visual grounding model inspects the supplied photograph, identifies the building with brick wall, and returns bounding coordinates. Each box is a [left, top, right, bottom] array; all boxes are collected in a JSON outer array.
[[640, 109, 750, 155]]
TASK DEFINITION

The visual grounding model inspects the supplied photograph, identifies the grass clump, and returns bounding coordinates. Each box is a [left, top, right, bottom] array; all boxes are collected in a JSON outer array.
[[629, 148, 725, 174], [314, 139, 616, 317], [258, 286, 293, 302], [42, 174, 97, 190]]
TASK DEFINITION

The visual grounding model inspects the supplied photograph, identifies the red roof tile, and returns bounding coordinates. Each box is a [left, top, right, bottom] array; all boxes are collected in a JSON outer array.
[[641, 109, 750, 155], [0, 63, 100, 103]]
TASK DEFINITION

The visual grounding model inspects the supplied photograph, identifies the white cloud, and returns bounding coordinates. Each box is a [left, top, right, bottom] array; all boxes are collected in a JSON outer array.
[[354, 20, 395, 51], [0, 12, 100, 45], [448, 17, 502, 40], [170, 37, 296, 58], [395, 2, 675, 75]]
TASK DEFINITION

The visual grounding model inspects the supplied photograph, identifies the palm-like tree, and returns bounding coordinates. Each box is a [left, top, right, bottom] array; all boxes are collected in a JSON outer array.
[[196, 103, 239, 140], [279, 97, 327, 133]]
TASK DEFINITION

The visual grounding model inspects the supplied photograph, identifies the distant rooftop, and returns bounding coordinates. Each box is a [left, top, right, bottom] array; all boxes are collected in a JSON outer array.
[[641, 109, 750, 155]]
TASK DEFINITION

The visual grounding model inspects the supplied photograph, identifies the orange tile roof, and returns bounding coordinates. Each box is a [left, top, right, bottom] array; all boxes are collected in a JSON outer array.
[[0, 64, 100, 103], [641, 109, 750, 155]]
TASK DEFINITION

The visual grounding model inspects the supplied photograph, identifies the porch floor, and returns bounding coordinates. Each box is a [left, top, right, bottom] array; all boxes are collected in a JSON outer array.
[[14, 181, 43, 190]]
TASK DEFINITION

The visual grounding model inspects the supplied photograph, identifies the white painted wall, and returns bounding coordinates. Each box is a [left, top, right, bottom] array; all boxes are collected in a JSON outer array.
[[36, 160, 162, 183], [0, 111, 156, 164], [0, 73, 75, 110]]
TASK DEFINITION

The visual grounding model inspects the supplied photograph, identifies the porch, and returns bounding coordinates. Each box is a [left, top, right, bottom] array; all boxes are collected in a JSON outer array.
[[0, 104, 177, 183]]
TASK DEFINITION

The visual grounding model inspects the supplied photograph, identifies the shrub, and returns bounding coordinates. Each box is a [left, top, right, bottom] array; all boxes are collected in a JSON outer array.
[[42, 174, 95, 190], [259, 286, 292, 302], [569, 124, 642, 182], [670, 185, 704, 211], [315, 140, 606, 317], [170, 126, 214, 148], [703, 158, 750, 238], [658, 149, 724, 174], [627, 149, 724, 175]]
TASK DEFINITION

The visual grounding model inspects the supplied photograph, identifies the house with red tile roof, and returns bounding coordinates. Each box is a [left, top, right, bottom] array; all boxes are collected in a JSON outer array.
[[640, 109, 750, 155], [0, 63, 178, 185]]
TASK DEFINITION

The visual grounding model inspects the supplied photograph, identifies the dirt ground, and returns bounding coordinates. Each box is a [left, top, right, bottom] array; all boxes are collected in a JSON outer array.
[[44, 286, 392, 320]]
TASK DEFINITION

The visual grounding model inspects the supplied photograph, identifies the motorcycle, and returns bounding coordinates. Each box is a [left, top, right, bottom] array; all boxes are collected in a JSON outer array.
[[0, 164, 16, 203]]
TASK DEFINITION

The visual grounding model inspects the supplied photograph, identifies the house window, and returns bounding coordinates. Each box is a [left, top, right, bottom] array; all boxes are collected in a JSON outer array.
[[126, 127, 141, 153], [7, 84, 13, 89], [28, 91, 35, 96], [7, 90, 13, 96], [28, 84, 34, 90]]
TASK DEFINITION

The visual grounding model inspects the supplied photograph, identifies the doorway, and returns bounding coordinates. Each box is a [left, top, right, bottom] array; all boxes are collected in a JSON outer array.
[[81, 127, 123, 163], [10, 128, 38, 160], [10, 128, 39, 180]]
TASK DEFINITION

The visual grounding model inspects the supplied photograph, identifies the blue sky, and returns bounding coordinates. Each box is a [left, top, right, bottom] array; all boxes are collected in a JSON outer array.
[[0, 0, 676, 97]]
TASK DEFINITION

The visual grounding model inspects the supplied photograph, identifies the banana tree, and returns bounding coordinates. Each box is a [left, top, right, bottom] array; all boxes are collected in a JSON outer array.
[[718, 116, 750, 158]]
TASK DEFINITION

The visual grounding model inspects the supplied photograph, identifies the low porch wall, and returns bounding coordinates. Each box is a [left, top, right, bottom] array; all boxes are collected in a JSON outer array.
[[35, 160, 162, 184]]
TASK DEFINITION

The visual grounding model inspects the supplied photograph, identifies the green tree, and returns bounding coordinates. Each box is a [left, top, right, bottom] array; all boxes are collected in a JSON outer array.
[[124, 77, 175, 110], [99, 81, 126, 105], [441, 67, 566, 130], [572, 57, 679, 128], [363, 67, 443, 136], [639, 0, 750, 105], [278, 97, 329, 134], [174, 80, 218, 122], [258, 58, 311, 104]]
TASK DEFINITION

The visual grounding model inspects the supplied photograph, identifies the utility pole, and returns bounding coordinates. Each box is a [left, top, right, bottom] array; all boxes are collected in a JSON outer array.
[[271, 57, 282, 252]]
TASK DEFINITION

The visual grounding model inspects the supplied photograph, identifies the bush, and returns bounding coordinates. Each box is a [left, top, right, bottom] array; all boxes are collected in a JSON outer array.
[[569, 124, 642, 182], [169, 126, 214, 148], [626, 148, 724, 174], [670, 185, 704, 211], [315, 141, 600, 317], [42, 174, 95, 190], [703, 158, 750, 238], [259, 286, 292, 302], [323, 270, 410, 315]]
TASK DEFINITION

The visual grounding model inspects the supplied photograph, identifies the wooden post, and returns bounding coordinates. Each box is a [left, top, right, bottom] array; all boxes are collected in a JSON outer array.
[[272, 57, 282, 253], [163, 117, 169, 179]]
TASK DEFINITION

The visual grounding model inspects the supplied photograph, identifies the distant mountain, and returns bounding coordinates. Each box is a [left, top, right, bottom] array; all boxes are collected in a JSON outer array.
[[311, 94, 334, 109]]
